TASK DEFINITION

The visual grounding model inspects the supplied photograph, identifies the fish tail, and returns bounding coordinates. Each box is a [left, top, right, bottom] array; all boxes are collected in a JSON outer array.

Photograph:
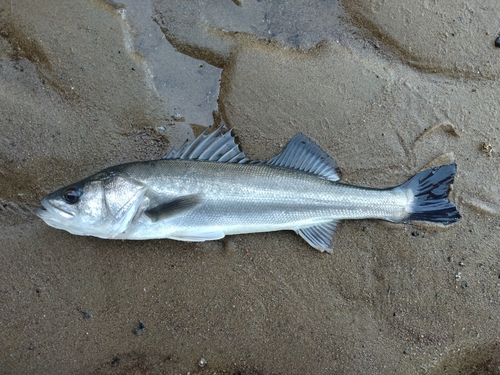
[[401, 163, 460, 225]]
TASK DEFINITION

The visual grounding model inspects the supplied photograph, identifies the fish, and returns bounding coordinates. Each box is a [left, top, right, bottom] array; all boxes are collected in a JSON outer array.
[[36, 125, 460, 253]]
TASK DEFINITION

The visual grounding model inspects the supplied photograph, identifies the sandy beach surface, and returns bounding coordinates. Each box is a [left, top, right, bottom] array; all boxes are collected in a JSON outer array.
[[1, 1, 500, 374]]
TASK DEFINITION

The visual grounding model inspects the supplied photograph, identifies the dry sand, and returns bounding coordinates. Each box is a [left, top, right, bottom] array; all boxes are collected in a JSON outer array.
[[1, 0, 500, 374]]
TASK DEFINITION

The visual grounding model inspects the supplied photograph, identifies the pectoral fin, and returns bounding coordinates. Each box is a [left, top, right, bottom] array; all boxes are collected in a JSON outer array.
[[296, 221, 338, 253], [145, 194, 202, 222]]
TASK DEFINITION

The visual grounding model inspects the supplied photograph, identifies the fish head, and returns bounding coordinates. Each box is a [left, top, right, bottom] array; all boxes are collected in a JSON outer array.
[[36, 170, 148, 238]]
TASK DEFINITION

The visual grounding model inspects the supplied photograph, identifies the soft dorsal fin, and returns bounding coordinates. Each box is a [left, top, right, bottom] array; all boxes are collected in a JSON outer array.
[[266, 133, 340, 181], [163, 125, 252, 163]]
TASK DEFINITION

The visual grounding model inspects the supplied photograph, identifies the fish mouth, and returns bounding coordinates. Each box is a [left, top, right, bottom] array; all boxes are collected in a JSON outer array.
[[36, 199, 75, 220]]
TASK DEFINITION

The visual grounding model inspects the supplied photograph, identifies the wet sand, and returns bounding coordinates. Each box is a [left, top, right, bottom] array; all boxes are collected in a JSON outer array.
[[1, 1, 500, 374]]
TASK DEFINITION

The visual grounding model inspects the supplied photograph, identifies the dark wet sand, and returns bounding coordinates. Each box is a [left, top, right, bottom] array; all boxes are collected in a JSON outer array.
[[1, 1, 500, 374]]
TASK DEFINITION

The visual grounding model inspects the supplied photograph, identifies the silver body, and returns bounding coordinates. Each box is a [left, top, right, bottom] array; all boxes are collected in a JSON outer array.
[[114, 160, 410, 240]]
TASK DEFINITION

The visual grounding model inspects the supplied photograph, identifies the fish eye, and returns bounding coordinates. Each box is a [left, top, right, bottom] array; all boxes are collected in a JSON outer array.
[[62, 187, 82, 204]]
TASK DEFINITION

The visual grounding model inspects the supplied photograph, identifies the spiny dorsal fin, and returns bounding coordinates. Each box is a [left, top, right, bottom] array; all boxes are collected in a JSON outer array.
[[266, 134, 340, 181], [163, 125, 252, 163]]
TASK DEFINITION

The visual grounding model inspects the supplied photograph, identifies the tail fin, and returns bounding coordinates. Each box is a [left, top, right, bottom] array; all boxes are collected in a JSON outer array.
[[401, 164, 460, 225]]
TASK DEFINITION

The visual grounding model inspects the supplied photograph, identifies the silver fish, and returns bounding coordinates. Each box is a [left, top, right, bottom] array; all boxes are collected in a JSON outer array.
[[36, 125, 460, 252]]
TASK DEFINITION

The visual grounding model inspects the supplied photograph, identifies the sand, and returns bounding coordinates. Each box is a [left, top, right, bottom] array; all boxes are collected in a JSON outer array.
[[1, 0, 499, 374]]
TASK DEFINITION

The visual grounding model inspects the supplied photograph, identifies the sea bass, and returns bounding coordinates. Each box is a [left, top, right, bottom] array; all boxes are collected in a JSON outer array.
[[36, 126, 460, 252]]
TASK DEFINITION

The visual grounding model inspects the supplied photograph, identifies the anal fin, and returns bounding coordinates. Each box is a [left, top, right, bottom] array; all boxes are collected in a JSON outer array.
[[296, 221, 338, 253]]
